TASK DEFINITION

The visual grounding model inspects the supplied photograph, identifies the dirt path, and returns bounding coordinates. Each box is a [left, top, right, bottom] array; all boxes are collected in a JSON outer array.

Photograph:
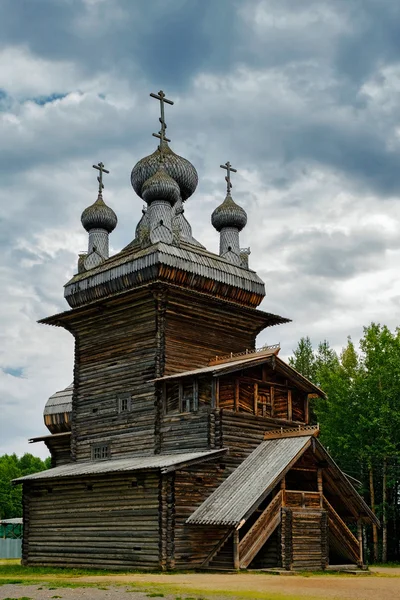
[[2, 571, 398, 600]]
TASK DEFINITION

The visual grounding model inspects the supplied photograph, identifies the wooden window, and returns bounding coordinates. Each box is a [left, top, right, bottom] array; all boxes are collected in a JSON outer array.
[[178, 379, 198, 413], [256, 384, 272, 417], [92, 444, 110, 460], [117, 392, 131, 413]]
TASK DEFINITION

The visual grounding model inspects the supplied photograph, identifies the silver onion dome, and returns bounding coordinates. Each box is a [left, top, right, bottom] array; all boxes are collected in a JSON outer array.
[[211, 194, 248, 232], [81, 194, 118, 233], [131, 142, 198, 201], [141, 164, 180, 205]]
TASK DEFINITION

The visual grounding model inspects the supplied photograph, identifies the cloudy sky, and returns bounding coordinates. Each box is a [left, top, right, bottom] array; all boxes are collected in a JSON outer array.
[[2, 0, 400, 458]]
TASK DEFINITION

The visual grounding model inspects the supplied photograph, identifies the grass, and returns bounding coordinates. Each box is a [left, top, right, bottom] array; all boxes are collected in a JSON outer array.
[[0, 560, 398, 600]]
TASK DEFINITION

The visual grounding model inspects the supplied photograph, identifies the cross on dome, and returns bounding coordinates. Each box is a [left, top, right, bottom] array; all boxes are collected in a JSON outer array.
[[220, 161, 237, 194], [93, 162, 109, 194], [150, 90, 174, 145]]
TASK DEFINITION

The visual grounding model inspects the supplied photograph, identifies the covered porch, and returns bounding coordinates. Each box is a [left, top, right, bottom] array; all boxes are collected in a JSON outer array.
[[187, 428, 378, 571]]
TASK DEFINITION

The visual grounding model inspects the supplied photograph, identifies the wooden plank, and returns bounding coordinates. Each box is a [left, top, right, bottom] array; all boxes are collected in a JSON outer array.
[[234, 379, 239, 412], [287, 389, 292, 421], [239, 491, 283, 568], [253, 383, 258, 415]]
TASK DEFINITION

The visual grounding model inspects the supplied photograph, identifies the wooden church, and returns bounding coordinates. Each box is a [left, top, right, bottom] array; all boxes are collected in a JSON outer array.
[[15, 90, 378, 571]]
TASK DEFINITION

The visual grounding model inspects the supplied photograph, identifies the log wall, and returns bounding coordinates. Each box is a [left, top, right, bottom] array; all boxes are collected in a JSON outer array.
[[164, 292, 262, 375], [22, 472, 161, 569], [161, 410, 210, 453], [70, 290, 158, 461], [173, 461, 231, 568], [44, 436, 71, 467]]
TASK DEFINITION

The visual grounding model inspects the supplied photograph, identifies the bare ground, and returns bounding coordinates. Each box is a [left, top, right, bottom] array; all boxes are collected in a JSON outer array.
[[1, 569, 400, 600]]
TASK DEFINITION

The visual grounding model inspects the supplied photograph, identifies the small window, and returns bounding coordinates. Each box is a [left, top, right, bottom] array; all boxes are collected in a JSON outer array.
[[92, 444, 110, 460], [117, 392, 131, 413]]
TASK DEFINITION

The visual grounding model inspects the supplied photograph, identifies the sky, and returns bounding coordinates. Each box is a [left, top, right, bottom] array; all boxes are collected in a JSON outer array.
[[2, 0, 400, 458]]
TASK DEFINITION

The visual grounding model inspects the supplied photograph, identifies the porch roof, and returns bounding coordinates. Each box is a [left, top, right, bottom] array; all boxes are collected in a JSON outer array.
[[187, 436, 379, 527], [187, 435, 312, 526], [13, 448, 227, 484]]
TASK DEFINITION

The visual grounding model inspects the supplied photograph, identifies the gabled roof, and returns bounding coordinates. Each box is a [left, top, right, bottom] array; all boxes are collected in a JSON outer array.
[[188, 436, 311, 526], [154, 349, 325, 397], [13, 449, 226, 484], [187, 436, 378, 527]]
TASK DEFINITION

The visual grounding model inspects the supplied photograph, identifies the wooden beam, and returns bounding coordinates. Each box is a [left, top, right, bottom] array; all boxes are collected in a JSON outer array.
[[211, 378, 217, 409], [264, 424, 320, 440], [287, 389, 292, 421], [178, 382, 183, 413], [253, 383, 258, 415], [357, 520, 363, 566], [238, 376, 296, 390], [317, 468, 323, 508], [305, 395, 310, 425], [233, 529, 240, 570], [193, 379, 199, 412], [270, 385, 275, 417], [234, 379, 239, 412]]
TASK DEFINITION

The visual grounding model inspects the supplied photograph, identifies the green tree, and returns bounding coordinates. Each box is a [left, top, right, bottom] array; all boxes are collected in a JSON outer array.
[[288, 336, 316, 382], [0, 453, 50, 519]]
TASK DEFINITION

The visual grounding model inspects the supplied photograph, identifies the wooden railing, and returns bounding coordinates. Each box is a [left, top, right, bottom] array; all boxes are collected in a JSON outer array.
[[238, 490, 283, 569], [323, 497, 360, 564], [284, 490, 322, 509]]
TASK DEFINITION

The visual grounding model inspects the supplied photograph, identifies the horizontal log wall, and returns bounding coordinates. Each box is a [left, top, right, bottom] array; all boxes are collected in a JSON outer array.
[[44, 437, 71, 467], [71, 290, 158, 461], [173, 461, 230, 568], [23, 472, 161, 569], [281, 508, 327, 570], [161, 409, 210, 453], [164, 292, 261, 375], [220, 411, 294, 470]]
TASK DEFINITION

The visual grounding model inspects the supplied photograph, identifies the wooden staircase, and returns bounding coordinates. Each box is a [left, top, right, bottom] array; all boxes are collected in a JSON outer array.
[[206, 532, 234, 570], [202, 491, 360, 571], [323, 498, 360, 564], [239, 490, 283, 569]]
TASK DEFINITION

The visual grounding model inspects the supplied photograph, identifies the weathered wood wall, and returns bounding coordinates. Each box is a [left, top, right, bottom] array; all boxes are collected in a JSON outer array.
[[22, 472, 160, 569], [281, 508, 328, 570], [44, 436, 71, 467], [173, 461, 231, 568], [70, 290, 158, 461], [164, 291, 265, 375]]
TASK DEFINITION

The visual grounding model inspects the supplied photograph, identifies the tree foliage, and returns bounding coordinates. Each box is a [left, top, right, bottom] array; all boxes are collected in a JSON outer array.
[[0, 453, 50, 519], [290, 324, 400, 562]]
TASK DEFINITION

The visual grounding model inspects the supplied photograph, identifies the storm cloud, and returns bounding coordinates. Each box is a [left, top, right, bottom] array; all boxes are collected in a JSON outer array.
[[2, 0, 400, 457]]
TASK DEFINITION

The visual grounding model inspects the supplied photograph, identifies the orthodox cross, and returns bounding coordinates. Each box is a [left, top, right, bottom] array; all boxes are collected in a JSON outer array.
[[93, 162, 109, 194], [150, 90, 174, 144], [220, 161, 237, 194]]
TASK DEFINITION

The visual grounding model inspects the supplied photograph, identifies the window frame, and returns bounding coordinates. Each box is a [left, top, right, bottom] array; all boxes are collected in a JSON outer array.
[[92, 443, 111, 461]]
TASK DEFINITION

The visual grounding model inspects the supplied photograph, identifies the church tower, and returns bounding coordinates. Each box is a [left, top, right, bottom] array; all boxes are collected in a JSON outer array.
[[41, 90, 287, 463], [18, 90, 377, 572]]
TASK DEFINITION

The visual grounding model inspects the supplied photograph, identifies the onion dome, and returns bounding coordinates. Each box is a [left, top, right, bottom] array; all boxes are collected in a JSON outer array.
[[131, 142, 198, 201], [211, 194, 247, 232], [141, 163, 180, 206], [81, 194, 118, 233]]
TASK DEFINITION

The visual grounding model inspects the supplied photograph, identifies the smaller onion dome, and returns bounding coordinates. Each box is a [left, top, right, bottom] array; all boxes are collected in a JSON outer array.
[[141, 164, 180, 206], [131, 142, 198, 201], [81, 194, 118, 233], [211, 194, 247, 232]]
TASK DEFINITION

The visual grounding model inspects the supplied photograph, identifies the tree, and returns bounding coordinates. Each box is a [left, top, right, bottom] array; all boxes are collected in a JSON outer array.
[[288, 336, 316, 382], [289, 326, 400, 562], [0, 453, 50, 519]]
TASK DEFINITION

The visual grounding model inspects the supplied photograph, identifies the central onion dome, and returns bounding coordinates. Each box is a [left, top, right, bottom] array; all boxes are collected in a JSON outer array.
[[131, 142, 198, 201], [211, 194, 247, 232], [142, 163, 180, 205], [81, 194, 118, 233]]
